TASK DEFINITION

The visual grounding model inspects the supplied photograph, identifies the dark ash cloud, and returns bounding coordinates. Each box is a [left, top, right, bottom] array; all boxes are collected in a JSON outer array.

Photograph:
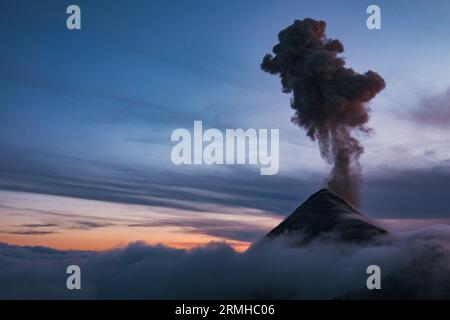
[[261, 18, 385, 206], [1, 225, 450, 299]]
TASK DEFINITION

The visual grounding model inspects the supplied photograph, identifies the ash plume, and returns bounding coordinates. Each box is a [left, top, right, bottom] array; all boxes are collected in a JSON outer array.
[[261, 18, 385, 205]]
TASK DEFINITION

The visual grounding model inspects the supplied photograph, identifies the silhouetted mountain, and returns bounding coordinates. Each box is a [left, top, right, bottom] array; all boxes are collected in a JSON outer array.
[[264, 189, 387, 245]]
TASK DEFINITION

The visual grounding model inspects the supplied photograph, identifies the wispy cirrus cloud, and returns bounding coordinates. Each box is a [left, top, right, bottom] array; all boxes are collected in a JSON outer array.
[[2, 142, 450, 221], [127, 218, 270, 242], [6, 230, 57, 236], [409, 88, 450, 127], [17, 223, 58, 228]]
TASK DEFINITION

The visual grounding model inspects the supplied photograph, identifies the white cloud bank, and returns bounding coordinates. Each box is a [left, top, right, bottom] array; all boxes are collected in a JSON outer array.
[[1, 225, 450, 299]]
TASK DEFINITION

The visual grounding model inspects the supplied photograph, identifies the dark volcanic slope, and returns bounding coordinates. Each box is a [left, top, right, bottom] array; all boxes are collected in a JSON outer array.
[[265, 189, 387, 244]]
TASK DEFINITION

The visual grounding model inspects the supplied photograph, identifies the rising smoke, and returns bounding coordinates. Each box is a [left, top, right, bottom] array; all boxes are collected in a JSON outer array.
[[261, 18, 385, 205]]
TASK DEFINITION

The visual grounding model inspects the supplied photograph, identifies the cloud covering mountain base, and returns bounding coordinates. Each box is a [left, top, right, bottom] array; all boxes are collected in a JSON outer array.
[[1, 225, 450, 299]]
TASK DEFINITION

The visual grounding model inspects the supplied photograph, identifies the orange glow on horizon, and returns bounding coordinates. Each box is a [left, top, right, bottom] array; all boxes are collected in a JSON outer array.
[[0, 190, 278, 253], [0, 233, 251, 252]]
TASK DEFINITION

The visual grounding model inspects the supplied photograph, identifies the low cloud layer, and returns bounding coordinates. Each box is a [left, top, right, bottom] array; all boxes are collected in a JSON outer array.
[[1, 225, 450, 299]]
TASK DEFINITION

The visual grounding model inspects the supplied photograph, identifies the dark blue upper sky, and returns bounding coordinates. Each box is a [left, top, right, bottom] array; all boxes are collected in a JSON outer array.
[[1, 0, 450, 221]]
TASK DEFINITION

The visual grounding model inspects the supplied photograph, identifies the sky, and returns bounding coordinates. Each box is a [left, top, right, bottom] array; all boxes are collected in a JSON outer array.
[[1, 0, 450, 250]]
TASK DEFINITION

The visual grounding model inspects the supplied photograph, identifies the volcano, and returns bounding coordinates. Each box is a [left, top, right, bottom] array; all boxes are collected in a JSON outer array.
[[264, 189, 387, 245]]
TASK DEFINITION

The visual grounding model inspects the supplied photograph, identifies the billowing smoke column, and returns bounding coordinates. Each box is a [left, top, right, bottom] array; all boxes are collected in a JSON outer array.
[[261, 18, 385, 205]]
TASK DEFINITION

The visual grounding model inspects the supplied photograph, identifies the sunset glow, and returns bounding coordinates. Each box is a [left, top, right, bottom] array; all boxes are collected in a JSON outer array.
[[0, 190, 281, 251]]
